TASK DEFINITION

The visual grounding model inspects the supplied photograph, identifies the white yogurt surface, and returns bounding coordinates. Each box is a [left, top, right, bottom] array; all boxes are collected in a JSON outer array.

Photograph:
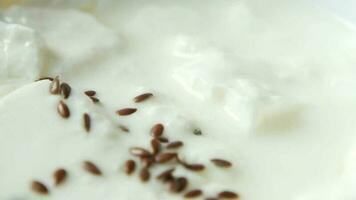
[[1, 0, 356, 200]]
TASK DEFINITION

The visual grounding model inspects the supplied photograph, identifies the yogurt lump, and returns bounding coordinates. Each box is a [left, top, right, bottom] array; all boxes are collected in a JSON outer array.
[[1, 0, 356, 200]]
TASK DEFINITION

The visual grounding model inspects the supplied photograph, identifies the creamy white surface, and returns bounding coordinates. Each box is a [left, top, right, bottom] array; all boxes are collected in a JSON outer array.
[[1, 1, 356, 200]]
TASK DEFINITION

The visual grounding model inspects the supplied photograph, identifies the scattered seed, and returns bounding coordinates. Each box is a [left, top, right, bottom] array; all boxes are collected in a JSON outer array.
[[169, 177, 188, 193], [119, 125, 129, 132], [141, 156, 155, 168], [134, 93, 153, 103], [151, 123, 164, 137], [116, 108, 137, 116], [60, 83, 71, 99], [89, 96, 100, 103], [185, 189, 203, 198], [193, 128, 202, 136], [50, 76, 60, 94], [84, 90, 96, 96], [57, 101, 70, 118], [211, 159, 232, 168], [129, 147, 152, 158], [36, 77, 53, 82], [124, 160, 136, 175], [83, 161, 102, 176], [151, 139, 161, 155], [157, 137, 169, 143], [53, 168, 67, 186], [167, 141, 183, 149], [218, 191, 239, 199], [157, 168, 175, 182], [31, 181, 49, 195], [182, 163, 205, 171], [155, 153, 177, 163], [139, 167, 150, 182], [83, 113, 91, 132]]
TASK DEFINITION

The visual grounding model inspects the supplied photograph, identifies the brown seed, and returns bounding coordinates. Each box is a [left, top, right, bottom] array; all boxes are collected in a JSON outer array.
[[211, 159, 232, 168], [119, 125, 129, 132], [185, 189, 203, 198], [83, 113, 91, 132], [89, 96, 100, 103], [84, 90, 96, 96], [157, 137, 169, 143], [129, 147, 152, 158], [218, 191, 239, 199], [50, 76, 60, 94], [83, 161, 102, 176], [141, 156, 155, 168], [167, 141, 184, 149], [182, 163, 205, 171], [53, 168, 67, 186], [157, 168, 175, 182], [139, 167, 150, 182], [169, 177, 188, 193], [155, 153, 177, 163], [31, 181, 49, 194], [57, 100, 70, 118], [151, 123, 164, 137], [36, 77, 53, 82], [116, 108, 137, 116], [133, 93, 153, 103], [205, 198, 218, 200], [151, 139, 161, 155], [60, 83, 71, 99], [124, 160, 136, 175]]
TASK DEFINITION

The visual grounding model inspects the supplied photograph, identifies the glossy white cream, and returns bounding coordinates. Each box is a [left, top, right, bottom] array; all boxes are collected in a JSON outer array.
[[1, 1, 356, 200]]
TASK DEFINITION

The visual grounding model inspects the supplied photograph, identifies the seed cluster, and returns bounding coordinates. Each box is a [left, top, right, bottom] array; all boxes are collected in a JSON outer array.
[[124, 122, 238, 199], [31, 80, 239, 199], [46, 76, 100, 133]]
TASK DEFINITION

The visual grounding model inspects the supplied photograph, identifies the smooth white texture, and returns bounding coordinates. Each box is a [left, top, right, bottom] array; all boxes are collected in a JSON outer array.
[[0, 1, 356, 200]]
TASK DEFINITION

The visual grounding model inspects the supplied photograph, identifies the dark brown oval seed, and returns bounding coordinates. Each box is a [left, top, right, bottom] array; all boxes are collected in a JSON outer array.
[[83, 113, 91, 132], [83, 161, 102, 176], [139, 167, 150, 182], [151, 139, 161, 155], [151, 123, 164, 137], [50, 76, 60, 94], [84, 90, 96, 96], [185, 189, 203, 198], [211, 159, 232, 168], [89, 96, 100, 103], [141, 156, 155, 168], [116, 108, 137, 116], [157, 137, 169, 143], [53, 168, 67, 186], [155, 153, 177, 163], [57, 101, 70, 118], [129, 147, 152, 158], [31, 181, 49, 195], [157, 168, 175, 182], [60, 83, 71, 99], [169, 177, 188, 193], [124, 160, 136, 175], [36, 77, 53, 82], [134, 93, 153, 103], [183, 163, 205, 171], [167, 141, 184, 149], [119, 125, 129, 132], [218, 191, 239, 199]]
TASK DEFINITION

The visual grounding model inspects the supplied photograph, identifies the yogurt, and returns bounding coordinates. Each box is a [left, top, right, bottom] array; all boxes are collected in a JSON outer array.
[[1, 1, 356, 200]]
